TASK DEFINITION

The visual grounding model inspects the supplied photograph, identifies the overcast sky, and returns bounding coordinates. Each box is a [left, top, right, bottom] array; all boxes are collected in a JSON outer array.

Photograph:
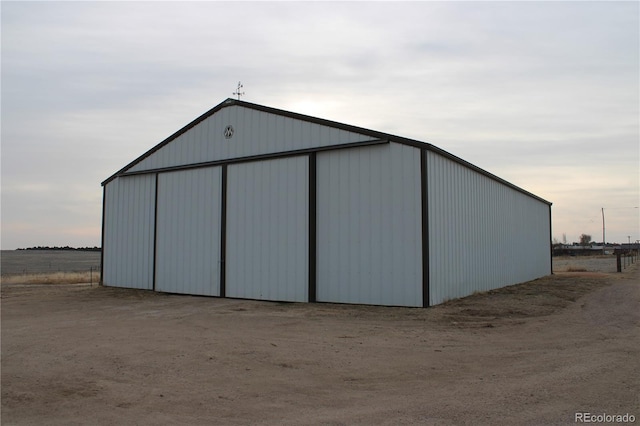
[[1, 1, 638, 250]]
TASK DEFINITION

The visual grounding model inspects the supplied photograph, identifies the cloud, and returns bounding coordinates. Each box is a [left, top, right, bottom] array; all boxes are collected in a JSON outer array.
[[1, 1, 638, 248]]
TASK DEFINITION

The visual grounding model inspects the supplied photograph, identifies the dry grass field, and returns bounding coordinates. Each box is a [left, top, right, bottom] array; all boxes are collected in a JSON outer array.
[[1, 271, 101, 286], [0, 250, 101, 276], [1, 256, 638, 425], [552, 254, 626, 274], [1, 250, 101, 286]]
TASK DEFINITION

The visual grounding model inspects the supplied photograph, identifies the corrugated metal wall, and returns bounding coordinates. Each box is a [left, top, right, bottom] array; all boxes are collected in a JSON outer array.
[[316, 143, 423, 307], [102, 101, 552, 307], [129, 105, 373, 173], [102, 175, 156, 289], [427, 151, 551, 305], [226, 156, 309, 302], [155, 167, 222, 296]]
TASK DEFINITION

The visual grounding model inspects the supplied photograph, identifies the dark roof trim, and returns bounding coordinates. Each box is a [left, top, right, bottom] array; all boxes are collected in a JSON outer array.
[[102, 98, 236, 186], [424, 144, 552, 205], [117, 138, 388, 178], [102, 98, 551, 205]]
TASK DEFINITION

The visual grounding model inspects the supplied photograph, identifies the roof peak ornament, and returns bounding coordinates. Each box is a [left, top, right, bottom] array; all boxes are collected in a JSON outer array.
[[233, 81, 245, 100]]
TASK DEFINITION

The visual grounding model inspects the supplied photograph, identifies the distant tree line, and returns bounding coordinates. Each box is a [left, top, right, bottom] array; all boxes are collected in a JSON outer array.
[[16, 246, 101, 252]]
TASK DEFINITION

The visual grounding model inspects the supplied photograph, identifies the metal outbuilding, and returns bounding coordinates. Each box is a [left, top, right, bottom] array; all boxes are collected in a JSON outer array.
[[101, 98, 552, 307]]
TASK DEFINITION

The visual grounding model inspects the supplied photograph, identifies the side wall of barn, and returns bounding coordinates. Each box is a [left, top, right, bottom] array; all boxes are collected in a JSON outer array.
[[426, 151, 551, 305]]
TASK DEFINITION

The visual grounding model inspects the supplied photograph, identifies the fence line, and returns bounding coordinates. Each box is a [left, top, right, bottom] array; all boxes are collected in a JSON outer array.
[[616, 250, 638, 272], [1, 266, 102, 285]]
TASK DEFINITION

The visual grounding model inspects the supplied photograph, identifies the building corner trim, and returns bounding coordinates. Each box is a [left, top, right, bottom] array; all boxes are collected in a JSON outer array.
[[100, 185, 106, 285], [421, 149, 430, 307], [308, 153, 317, 303]]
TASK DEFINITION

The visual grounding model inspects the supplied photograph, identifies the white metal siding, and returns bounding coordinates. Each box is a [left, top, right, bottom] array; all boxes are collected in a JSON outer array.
[[102, 175, 155, 289], [226, 156, 309, 302], [155, 167, 222, 296], [427, 151, 551, 305], [316, 143, 423, 307], [129, 105, 374, 173]]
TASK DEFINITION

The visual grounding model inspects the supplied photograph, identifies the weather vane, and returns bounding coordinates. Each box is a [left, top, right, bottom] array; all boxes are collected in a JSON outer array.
[[233, 81, 245, 100]]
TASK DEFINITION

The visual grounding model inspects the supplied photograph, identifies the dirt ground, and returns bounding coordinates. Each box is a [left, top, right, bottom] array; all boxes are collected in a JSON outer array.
[[2, 260, 639, 425]]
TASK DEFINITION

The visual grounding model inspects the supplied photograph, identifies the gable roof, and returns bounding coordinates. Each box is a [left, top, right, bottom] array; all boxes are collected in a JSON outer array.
[[102, 98, 551, 205]]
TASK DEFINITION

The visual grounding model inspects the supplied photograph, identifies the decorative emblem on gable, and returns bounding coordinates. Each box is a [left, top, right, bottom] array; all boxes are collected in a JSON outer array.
[[224, 125, 234, 139]]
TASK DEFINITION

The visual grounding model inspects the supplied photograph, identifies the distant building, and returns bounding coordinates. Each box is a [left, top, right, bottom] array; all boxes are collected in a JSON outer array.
[[553, 245, 609, 256], [553, 243, 638, 256], [101, 99, 552, 307]]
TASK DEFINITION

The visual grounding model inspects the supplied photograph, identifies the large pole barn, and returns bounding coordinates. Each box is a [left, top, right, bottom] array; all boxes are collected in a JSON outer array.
[[101, 98, 552, 307]]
